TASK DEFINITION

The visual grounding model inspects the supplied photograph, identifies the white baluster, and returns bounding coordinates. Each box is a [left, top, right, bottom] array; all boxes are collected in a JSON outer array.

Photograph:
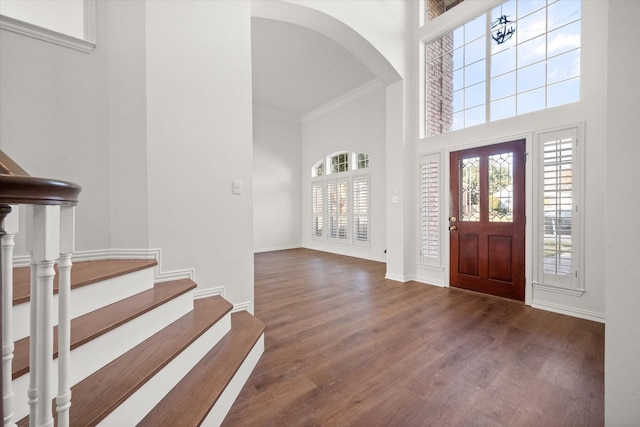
[[27, 205, 60, 427], [55, 206, 74, 427], [2, 205, 18, 427], [25, 206, 38, 422]]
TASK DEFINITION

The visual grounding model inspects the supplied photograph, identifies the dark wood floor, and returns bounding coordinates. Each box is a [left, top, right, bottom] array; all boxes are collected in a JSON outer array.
[[223, 248, 604, 426]]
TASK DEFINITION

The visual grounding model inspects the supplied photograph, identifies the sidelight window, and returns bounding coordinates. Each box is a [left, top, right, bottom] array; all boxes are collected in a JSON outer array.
[[534, 126, 584, 292]]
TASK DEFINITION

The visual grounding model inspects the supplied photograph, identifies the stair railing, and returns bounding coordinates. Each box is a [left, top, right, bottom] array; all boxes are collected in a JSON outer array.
[[0, 150, 81, 427]]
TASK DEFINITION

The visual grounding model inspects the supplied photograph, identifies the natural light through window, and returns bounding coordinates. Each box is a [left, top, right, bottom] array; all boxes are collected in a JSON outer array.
[[311, 151, 370, 247], [425, 0, 581, 137]]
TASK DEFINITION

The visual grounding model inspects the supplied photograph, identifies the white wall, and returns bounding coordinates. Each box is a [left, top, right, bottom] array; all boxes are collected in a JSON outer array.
[[605, 1, 640, 424], [106, 0, 149, 250], [289, 0, 408, 81], [253, 107, 302, 252], [301, 83, 387, 262], [0, 2, 112, 253], [145, 0, 254, 307], [413, 0, 608, 321]]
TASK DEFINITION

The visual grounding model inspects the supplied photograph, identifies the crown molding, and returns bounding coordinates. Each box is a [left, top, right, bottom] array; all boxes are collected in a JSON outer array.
[[301, 79, 385, 124]]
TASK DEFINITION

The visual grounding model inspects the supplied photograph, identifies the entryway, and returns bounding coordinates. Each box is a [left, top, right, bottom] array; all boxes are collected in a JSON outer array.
[[449, 140, 526, 301]]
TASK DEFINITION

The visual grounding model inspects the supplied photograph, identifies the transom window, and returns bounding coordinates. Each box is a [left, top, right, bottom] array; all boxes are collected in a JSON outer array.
[[425, 0, 581, 137], [311, 151, 369, 177]]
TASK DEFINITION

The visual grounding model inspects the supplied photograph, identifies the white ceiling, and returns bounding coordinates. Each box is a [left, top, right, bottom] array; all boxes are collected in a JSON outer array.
[[251, 17, 377, 117]]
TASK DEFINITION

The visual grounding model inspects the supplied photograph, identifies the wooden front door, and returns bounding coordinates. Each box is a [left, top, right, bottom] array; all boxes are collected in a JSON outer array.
[[450, 140, 526, 301]]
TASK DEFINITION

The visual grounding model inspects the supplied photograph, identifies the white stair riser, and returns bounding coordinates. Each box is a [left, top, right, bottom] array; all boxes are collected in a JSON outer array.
[[11, 267, 155, 340], [202, 333, 265, 427], [98, 313, 233, 426], [10, 291, 195, 422]]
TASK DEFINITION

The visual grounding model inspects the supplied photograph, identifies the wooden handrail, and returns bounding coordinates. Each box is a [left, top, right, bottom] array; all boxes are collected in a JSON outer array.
[[0, 150, 81, 206]]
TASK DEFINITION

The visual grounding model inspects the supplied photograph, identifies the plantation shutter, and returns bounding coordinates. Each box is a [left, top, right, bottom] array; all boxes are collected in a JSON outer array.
[[353, 176, 370, 245], [539, 128, 579, 288], [421, 154, 441, 266], [312, 182, 324, 238]]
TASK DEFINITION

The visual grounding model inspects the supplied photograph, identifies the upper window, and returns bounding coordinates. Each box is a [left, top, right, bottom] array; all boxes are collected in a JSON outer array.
[[0, 0, 95, 52], [331, 152, 350, 174], [311, 151, 369, 177], [425, 0, 581, 137]]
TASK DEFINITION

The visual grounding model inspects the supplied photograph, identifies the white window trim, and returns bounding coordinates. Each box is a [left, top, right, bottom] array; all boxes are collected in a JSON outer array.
[[0, 0, 96, 53], [532, 123, 586, 295]]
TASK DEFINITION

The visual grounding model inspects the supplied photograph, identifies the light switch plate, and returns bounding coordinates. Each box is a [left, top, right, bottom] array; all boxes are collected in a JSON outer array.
[[232, 180, 243, 195]]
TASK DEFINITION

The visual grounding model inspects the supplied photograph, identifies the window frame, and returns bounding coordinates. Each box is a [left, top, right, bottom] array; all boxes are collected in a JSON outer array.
[[0, 0, 96, 52]]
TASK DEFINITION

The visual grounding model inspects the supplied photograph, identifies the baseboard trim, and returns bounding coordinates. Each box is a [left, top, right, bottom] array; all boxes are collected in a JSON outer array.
[[409, 275, 446, 287], [13, 248, 195, 282], [232, 301, 252, 314], [193, 287, 225, 299], [532, 300, 605, 323], [254, 245, 301, 254], [384, 273, 409, 282]]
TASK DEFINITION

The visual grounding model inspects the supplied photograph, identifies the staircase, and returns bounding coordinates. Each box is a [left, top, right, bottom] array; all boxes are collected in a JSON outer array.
[[9, 258, 265, 426]]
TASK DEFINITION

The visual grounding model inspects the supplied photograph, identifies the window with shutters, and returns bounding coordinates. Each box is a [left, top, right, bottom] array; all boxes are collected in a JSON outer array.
[[534, 125, 584, 293], [312, 182, 324, 239], [420, 154, 442, 266], [327, 180, 349, 243], [311, 151, 370, 248], [353, 176, 370, 246]]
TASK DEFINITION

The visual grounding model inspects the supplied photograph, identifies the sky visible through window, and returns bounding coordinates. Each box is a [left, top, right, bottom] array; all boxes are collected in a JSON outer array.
[[426, 0, 581, 136]]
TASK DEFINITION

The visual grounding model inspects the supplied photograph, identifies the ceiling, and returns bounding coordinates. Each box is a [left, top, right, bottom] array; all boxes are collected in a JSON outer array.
[[251, 17, 377, 117]]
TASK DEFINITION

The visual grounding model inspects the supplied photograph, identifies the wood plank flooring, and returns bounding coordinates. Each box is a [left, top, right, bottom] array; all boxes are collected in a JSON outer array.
[[223, 248, 604, 427]]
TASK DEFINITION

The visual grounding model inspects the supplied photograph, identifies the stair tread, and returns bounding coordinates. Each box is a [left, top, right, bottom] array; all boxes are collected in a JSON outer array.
[[16, 296, 232, 427], [12, 279, 196, 379], [12, 258, 158, 305], [138, 310, 265, 426]]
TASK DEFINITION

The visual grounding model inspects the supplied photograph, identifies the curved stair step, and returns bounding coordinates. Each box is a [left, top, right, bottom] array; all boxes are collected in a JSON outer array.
[[12, 279, 196, 379], [16, 296, 232, 427], [12, 258, 158, 305], [138, 310, 266, 426]]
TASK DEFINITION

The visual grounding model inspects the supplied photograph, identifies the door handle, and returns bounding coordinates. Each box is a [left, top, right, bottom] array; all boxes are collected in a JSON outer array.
[[449, 226, 457, 231]]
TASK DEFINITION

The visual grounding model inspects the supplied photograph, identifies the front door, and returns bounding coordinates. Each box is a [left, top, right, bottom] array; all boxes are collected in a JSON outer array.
[[449, 140, 526, 301]]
